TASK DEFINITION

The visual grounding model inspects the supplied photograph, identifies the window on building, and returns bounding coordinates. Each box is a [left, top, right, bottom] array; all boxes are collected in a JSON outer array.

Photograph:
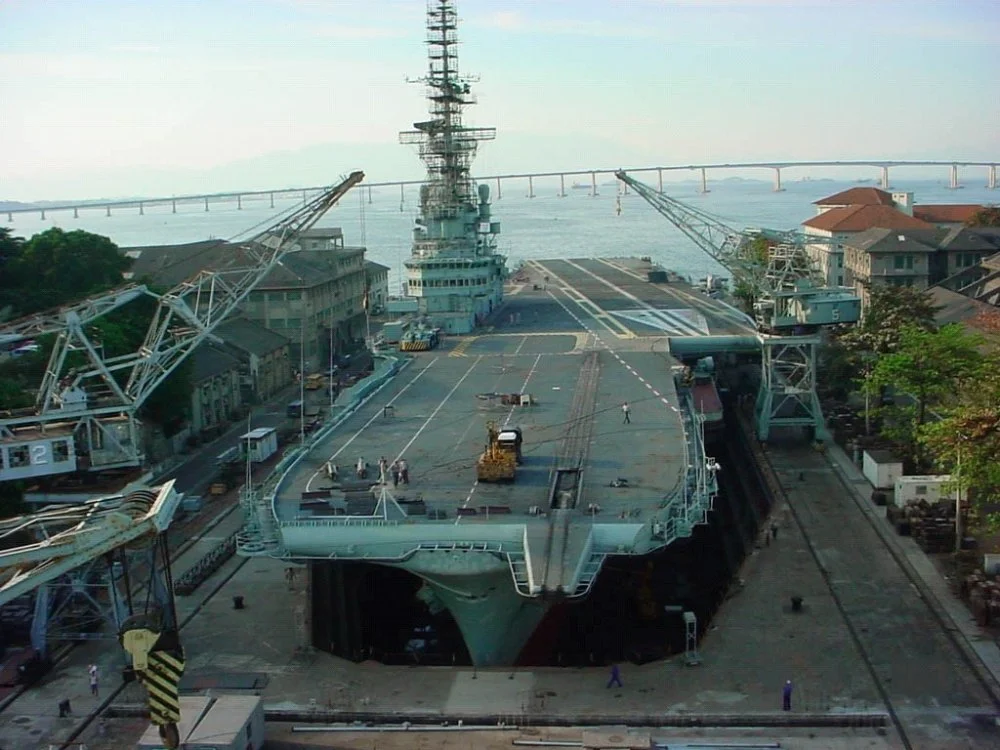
[[837, 275, 843, 286], [915, 485, 927, 495], [893, 254, 914, 270], [287, 318, 301, 328], [837, 255, 843, 268]]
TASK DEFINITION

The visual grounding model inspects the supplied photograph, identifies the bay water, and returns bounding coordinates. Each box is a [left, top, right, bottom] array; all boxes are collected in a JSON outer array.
[[5, 177, 996, 293]]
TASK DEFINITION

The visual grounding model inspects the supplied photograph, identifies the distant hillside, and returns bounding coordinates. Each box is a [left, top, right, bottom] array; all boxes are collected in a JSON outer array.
[[0, 200, 37, 211]]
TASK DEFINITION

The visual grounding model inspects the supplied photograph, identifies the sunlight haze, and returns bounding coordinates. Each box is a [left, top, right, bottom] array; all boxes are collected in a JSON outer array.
[[2, 0, 998, 200]]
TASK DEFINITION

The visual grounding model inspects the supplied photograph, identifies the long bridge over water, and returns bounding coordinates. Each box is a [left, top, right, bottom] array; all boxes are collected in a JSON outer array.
[[5, 159, 997, 221]]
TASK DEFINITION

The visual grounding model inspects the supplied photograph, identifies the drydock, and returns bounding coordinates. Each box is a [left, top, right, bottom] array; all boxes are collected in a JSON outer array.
[[238, 257, 762, 665]]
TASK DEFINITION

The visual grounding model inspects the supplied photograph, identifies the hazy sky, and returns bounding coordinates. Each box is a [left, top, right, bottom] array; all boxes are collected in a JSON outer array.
[[2, 0, 998, 201]]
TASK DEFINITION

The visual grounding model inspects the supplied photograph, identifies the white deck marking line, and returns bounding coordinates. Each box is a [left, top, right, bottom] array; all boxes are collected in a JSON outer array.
[[538, 273, 682, 428], [653, 390, 661, 397], [645, 383, 653, 389], [529, 260, 634, 339], [458, 353, 543, 521], [304, 357, 440, 491], [638, 376, 646, 383], [561, 258, 706, 334], [594, 257, 755, 333], [396, 356, 482, 465], [513, 335, 528, 355]]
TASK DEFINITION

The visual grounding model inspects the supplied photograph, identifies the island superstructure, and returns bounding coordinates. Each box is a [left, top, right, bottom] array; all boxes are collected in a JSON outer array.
[[398, 0, 505, 334]]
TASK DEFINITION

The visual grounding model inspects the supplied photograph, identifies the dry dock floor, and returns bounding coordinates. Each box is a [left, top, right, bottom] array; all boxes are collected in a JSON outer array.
[[23, 433, 996, 750]]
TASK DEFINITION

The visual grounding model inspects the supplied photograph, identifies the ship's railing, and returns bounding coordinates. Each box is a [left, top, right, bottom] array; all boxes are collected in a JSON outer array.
[[277, 538, 513, 563], [237, 354, 408, 558], [650, 381, 719, 551]]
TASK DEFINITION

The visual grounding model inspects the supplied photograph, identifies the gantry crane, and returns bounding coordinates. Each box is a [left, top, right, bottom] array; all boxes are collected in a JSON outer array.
[[615, 170, 861, 441], [0, 482, 186, 744], [0, 171, 364, 483]]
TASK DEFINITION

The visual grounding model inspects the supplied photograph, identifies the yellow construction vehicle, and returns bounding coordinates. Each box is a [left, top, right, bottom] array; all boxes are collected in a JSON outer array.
[[476, 421, 522, 482]]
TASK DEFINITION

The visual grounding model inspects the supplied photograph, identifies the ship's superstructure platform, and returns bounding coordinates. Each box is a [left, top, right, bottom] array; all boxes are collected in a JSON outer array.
[[238, 258, 730, 665]]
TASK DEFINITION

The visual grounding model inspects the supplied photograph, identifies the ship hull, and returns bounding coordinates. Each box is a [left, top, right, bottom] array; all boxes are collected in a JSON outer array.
[[402, 554, 551, 666]]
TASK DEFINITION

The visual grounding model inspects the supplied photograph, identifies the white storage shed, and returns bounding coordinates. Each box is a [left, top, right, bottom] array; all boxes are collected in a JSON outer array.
[[893, 475, 955, 508], [862, 449, 903, 490], [239, 427, 278, 464]]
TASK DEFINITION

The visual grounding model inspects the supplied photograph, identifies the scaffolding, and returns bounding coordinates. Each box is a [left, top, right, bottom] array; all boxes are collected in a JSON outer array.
[[399, 0, 495, 220]]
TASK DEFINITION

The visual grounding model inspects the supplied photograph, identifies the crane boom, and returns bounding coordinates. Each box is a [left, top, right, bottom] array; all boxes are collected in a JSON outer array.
[[0, 171, 364, 482]]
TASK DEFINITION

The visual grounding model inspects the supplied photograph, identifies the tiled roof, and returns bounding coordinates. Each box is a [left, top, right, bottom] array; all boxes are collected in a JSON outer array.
[[802, 205, 934, 232], [121, 240, 339, 290], [299, 227, 343, 239], [928, 286, 1000, 347], [843, 227, 940, 254], [216, 317, 289, 357], [813, 187, 894, 206], [913, 204, 984, 224], [192, 343, 242, 383], [936, 227, 1000, 252]]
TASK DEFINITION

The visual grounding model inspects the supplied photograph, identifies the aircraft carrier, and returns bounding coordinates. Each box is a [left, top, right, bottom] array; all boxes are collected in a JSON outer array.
[[233, 1, 770, 668], [236, 255, 762, 666]]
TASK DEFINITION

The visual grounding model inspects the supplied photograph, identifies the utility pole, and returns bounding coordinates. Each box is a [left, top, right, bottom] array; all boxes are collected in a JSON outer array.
[[299, 318, 305, 444], [955, 436, 966, 554], [329, 308, 335, 411]]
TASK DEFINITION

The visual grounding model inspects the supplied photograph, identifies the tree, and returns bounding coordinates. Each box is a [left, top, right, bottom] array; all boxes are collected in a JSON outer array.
[[965, 206, 1000, 228], [732, 236, 770, 312], [867, 323, 985, 461], [919, 362, 1000, 529], [0, 228, 26, 321], [0, 227, 131, 316], [840, 284, 939, 356]]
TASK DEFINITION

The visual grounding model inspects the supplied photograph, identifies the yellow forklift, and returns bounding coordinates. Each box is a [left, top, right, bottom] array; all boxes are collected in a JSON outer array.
[[476, 421, 523, 482]]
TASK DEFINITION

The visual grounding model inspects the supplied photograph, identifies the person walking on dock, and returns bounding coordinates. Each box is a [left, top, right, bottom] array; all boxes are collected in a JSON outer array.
[[88, 664, 99, 697], [606, 663, 623, 689], [782, 679, 793, 711], [622, 402, 631, 424], [391, 460, 400, 487], [399, 458, 410, 485]]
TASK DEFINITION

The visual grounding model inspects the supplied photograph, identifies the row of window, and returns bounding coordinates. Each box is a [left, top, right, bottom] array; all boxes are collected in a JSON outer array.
[[408, 277, 490, 288], [410, 260, 496, 271]]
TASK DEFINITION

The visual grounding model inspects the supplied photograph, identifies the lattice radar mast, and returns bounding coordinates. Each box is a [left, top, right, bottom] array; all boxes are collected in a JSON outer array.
[[400, 1, 496, 218], [0, 171, 364, 482]]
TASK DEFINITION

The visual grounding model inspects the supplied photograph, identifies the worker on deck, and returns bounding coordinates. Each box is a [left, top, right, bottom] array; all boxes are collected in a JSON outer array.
[[391, 460, 401, 487], [356, 457, 367, 479], [399, 458, 409, 485], [622, 402, 631, 424]]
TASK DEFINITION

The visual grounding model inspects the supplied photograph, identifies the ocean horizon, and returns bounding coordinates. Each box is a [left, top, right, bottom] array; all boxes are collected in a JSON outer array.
[[4, 177, 997, 294]]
